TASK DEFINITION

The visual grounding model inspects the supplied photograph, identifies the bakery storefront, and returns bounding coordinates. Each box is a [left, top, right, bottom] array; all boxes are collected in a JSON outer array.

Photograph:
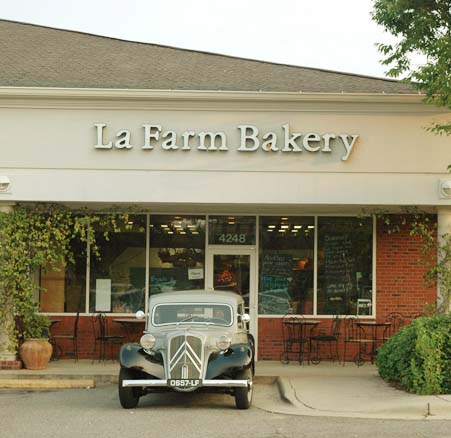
[[1, 20, 450, 361]]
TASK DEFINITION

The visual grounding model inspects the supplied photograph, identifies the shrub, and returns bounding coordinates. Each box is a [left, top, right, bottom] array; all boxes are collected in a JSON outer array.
[[377, 315, 451, 395]]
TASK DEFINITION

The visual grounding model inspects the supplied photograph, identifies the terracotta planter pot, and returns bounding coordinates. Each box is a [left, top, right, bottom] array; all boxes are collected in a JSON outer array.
[[19, 338, 53, 370]]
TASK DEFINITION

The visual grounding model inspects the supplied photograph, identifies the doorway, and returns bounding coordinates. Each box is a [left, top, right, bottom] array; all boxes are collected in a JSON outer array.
[[205, 248, 257, 337]]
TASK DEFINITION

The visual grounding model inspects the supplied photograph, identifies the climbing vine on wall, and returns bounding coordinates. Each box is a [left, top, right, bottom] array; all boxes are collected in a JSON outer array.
[[0, 203, 130, 351]]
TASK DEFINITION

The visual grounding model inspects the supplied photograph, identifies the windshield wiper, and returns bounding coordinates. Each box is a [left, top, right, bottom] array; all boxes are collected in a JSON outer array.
[[176, 316, 195, 326]]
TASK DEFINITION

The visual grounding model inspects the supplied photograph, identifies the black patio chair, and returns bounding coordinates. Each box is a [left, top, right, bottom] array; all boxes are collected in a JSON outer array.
[[342, 315, 372, 366], [280, 315, 310, 365], [91, 313, 125, 363], [310, 315, 341, 365], [380, 312, 406, 343], [50, 312, 80, 361]]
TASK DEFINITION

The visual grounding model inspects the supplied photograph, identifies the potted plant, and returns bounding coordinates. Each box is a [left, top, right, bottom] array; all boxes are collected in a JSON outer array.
[[18, 310, 53, 370]]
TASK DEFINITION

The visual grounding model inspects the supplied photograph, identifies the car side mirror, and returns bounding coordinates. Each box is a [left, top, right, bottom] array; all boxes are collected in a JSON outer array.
[[135, 310, 145, 320], [241, 313, 250, 323]]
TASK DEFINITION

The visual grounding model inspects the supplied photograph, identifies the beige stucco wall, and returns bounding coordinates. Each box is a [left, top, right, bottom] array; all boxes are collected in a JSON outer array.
[[0, 88, 449, 210]]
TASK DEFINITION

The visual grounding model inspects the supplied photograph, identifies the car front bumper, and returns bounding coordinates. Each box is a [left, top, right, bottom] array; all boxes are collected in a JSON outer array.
[[122, 379, 249, 388]]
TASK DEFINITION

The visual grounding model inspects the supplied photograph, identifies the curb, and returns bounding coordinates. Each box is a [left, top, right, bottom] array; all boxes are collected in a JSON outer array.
[[0, 378, 95, 389], [275, 376, 300, 407], [0, 374, 274, 390]]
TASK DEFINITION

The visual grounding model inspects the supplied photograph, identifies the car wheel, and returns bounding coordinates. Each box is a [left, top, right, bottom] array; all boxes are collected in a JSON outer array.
[[234, 367, 253, 410], [118, 367, 140, 409]]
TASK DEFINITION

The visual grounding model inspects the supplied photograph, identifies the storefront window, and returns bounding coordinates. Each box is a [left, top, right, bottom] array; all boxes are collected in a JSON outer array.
[[259, 216, 314, 315], [208, 216, 256, 245], [89, 215, 146, 313], [150, 215, 206, 295], [39, 237, 87, 313], [317, 217, 373, 315]]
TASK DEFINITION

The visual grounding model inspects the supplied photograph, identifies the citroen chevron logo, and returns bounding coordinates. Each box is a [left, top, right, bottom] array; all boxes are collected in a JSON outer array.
[[169, 336, 203, 379]]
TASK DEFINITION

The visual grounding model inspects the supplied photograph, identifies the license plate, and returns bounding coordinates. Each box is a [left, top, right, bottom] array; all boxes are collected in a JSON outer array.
[[168, 379, 201, 388]]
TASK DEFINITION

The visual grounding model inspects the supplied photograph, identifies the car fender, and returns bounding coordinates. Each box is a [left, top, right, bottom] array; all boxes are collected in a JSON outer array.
[[205, 343, 253, 379], [119, 343, 164, 378]]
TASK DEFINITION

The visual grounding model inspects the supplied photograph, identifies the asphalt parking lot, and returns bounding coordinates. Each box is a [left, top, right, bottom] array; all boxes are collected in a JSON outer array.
[[2, 383, 451, 438]]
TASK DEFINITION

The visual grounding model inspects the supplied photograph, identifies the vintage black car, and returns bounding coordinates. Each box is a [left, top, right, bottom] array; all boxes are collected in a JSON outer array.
[[118, 290, 255, 409]]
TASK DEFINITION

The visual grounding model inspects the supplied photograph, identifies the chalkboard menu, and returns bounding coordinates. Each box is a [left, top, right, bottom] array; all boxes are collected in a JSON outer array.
[[323, 234, 354, 296], [259, 253, 292, 315]]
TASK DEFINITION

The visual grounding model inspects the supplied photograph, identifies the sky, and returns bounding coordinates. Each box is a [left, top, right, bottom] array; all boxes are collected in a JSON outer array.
[[0, 0, 399, 79]]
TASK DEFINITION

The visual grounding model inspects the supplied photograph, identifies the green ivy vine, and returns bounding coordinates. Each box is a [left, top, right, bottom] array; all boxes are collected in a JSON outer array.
[[0, 203, 131, 352], [361, 207, 451, 315]]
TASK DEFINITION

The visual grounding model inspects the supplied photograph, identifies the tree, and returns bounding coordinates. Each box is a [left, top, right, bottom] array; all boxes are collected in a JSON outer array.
[[372, 0, 451, 151]]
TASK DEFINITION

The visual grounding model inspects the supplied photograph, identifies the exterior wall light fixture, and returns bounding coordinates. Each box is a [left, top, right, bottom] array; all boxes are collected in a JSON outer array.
[[0, 176, 11, 193], [439, 179, 451, 199]]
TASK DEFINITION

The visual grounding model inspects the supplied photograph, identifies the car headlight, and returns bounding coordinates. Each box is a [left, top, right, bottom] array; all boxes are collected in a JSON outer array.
[[216, 335, 231, 351], [140, 334, 156, 350]]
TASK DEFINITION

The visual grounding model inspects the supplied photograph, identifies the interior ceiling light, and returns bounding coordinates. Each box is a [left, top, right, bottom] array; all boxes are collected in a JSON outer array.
[[308, 225, 315, 229], [281, 225, 289, 229], [268, 225, 276, 228], [281, 217, 288, 220], [294, 225, 302, 229]]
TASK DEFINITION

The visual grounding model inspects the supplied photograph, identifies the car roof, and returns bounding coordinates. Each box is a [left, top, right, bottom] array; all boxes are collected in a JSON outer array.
[[149, 290, 243, 306]]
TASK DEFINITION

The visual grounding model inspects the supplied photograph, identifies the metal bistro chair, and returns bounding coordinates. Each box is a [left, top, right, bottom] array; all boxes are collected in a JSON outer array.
[[380, 312, 406, 343], [310, 315, 341, 365], [51, 312, 80, 362], [280, 315, 310, 365], [91, 313, 125, 363], [343, 315, 372, 366]]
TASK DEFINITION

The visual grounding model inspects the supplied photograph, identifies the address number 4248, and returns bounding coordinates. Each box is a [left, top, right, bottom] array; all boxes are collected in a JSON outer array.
[[218, 233, 247, 244]]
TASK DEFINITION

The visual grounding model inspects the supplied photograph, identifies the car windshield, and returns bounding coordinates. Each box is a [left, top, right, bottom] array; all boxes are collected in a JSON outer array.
[[153, 303, 233, 326]]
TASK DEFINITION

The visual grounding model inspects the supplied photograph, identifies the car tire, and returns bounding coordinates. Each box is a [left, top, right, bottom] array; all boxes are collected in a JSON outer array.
[[118, 367, 140, 409], [234, 367, 253, 410]]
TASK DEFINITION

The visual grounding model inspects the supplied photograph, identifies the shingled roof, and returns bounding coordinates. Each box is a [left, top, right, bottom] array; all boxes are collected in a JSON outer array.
[[0, 19, 415, 94]]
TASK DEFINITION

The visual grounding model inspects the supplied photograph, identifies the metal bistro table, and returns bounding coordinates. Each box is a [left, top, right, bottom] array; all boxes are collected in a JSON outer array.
[[356, 321, 391, 363], [112, 318, 146, 343], [281, 317, 320, 365]]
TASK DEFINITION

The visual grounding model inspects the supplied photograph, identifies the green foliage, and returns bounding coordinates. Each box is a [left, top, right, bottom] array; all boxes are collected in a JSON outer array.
[[0, 203, 130, 352], [377, 315, 451, 394], [372, 0, 451, 154], [21, 308, 51, 339]]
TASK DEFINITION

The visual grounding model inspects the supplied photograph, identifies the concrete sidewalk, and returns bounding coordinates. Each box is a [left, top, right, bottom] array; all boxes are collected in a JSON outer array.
[[257, 362, 451, 421], [1, 360, 450, 420]]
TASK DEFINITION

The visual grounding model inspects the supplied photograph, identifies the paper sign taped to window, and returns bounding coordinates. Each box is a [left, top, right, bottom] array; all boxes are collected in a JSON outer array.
[[188, 268, 204, 280], [96, 279, 111, 312]]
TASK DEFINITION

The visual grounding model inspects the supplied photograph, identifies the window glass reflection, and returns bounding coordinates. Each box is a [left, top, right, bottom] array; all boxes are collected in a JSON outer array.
[[317, 217, 373, 315], [209, 216, 256, 245], [150, 215, 206, 295], [39, 237, 87, 313], [90, 215, 146, 313], [259, 216, 314, 315]]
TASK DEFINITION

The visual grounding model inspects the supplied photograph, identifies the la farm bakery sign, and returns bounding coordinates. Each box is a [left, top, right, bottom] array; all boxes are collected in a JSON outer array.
[[94, 123, 360, 161]]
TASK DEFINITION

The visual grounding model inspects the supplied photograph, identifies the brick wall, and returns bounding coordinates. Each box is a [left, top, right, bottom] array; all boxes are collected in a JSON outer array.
[[48, 315, 143, 360], [376, 216, 436, 320]]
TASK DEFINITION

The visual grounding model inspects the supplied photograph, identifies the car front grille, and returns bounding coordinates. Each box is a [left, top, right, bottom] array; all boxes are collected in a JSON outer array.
[[168, 334, 203, 380]]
